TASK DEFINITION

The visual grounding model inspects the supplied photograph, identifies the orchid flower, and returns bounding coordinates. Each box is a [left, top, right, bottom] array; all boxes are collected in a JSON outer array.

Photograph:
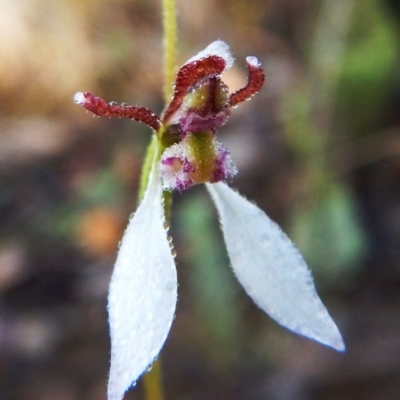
[[74, 40, 345, 400]]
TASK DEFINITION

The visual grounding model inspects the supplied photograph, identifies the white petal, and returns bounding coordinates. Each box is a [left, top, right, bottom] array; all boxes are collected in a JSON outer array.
[[206, 182, 345, 351], [107, 168, 178, 400], [185, 40, 234, 72]]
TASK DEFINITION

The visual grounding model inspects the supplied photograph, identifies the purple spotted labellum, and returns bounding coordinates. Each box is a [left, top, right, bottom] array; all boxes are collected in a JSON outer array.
[[74, 40, 344, 400]]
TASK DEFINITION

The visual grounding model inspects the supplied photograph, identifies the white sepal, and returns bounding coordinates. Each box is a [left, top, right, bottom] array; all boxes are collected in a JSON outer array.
[[107, 167, 178, 400], [185, 40, 234, 72], [206, 182, 345, 351]]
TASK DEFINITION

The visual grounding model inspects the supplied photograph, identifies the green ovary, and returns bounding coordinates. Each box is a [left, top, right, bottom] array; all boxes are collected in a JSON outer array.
[[186, 131, 217, 184]]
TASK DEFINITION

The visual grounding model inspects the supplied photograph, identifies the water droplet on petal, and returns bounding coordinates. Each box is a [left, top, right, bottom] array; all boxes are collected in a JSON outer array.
[[73, 92, 85, 104]]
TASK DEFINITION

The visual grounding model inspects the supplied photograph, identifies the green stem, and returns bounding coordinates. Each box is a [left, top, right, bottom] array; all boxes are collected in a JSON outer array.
[[138, 134, 158, 201], [138, 0, 177, 201], [141, 1, 177, 400], [143, 358, 165, 400], [162, 0, 177, 103], [161, 0, 177, 229]]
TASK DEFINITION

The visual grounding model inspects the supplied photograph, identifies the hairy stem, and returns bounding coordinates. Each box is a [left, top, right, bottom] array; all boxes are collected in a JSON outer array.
[[141, 2, 178, 399], [162, 0, 177, 103], [143, 359, 165, 400], [138, 134, 158, 201]]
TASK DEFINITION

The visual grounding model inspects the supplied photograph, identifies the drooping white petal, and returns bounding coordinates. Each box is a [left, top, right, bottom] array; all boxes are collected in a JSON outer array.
[[206, 182, 345, 351], [107, 167, 178, 400], [185, 40, 234, 72]]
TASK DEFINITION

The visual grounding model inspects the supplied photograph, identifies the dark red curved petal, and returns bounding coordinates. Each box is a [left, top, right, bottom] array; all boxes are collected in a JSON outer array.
[[229, 57, 265, 107], [74, 92, 161, 131], [162, 55, 226, 124]]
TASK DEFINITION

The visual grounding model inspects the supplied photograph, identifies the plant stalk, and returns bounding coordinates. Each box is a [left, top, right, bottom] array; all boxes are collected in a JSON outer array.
[[141, 1, 178, 399]]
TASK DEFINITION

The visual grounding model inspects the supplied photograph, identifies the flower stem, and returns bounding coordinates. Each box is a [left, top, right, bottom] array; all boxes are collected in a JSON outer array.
[[138, 134, 158, 201], [162, 0, 177, 103], [143, 358, 165, 400], [141, 2, 177, 400], [160, 0, 176, 228]]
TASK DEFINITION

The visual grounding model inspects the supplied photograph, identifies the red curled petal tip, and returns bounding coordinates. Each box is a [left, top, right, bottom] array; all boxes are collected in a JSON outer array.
[[162, 55, 226, 124], [228, 56, 265, 107], [74, 92, 161, 131]]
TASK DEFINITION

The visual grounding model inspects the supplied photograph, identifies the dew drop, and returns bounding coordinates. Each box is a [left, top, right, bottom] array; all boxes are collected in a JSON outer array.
[[73, 92, 85, 104], [246, 56, 260, 67], [146, 364, 153, 372]]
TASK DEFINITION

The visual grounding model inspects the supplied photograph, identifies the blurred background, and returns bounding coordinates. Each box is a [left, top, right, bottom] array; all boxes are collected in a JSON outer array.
[[1, 0, 400, 399]]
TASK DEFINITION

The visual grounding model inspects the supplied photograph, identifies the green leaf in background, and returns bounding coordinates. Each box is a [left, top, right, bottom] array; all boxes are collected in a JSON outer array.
[[338, 0, 398, 136], [291, 183, 365, 289]]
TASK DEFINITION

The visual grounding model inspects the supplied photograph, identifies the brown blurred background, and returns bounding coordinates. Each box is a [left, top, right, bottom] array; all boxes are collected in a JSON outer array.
[[1, 0, 400, 399]]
